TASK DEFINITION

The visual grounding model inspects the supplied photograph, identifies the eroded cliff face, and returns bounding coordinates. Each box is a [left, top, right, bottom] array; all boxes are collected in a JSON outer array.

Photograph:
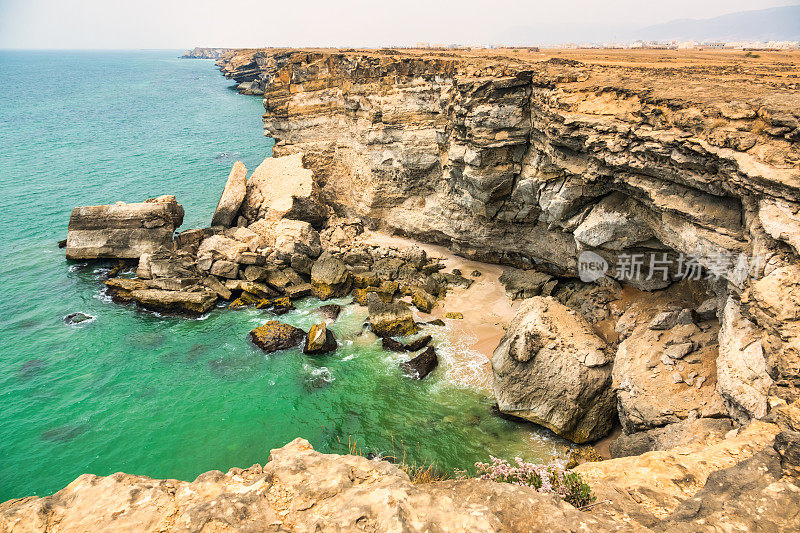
[[217, 48, 800, 417]]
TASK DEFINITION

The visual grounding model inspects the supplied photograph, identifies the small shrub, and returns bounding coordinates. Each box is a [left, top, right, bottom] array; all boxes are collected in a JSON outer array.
[[468, 456, 596, 508]]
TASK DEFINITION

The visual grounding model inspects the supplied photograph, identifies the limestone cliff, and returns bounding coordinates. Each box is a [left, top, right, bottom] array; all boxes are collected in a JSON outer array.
[[216, 47, 800, 415]]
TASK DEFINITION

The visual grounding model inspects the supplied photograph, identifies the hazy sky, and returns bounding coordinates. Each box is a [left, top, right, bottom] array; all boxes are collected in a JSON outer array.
[[0, 0, 796, 49]]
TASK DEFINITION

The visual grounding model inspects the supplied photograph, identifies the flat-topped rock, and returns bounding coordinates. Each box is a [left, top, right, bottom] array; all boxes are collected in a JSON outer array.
[[65, 196, 184, 260]]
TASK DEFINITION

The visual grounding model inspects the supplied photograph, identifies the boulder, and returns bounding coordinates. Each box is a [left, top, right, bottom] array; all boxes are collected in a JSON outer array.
[[411, 287, 436, 313], [197, 235, 249, 262], [610, 418, 735, 458], [144, 250, 198, 279], [127, 288, 217, 316], [285, 283, 312, 300], [210, 161, 247, 227], [239, 153, 327, 226], [64, 312, 93, 325], [274, 219, 322, 259], [382, 337, 406, 352], [491, 296, 615, 443], [209, 260, 238, 279], [573, 192, 655, 251], [250, 321, 305, 353], [498, 268, 552, 300], [366, 293, 417, 337], [228, 226, 264, 252], [202, 276, 232, 300], [65, 196, 184, 260], [717, 296, 774, 422], [404, 335, 432, 352], [402, 245, 427, 269], [400, 346, 439, 379], [303, 323, 338, 355], [311, 257, 352, 300]]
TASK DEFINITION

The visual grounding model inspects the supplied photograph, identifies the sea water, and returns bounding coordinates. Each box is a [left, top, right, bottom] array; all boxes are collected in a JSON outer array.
[[0, 50, 564, 500]]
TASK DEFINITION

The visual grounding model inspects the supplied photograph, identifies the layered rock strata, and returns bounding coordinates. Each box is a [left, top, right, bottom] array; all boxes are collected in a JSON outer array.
[[65, 196, 184, 260], [215, 47, 800, 422]]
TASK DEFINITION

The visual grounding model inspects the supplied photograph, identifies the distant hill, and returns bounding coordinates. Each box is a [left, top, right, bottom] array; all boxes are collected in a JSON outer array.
[[636, 5, 800, 42]]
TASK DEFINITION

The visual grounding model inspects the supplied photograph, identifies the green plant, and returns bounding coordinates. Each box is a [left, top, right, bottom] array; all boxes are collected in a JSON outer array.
[[465, 456, 596, 508]]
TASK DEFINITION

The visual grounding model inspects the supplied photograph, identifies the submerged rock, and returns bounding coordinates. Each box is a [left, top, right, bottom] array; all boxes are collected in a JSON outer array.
[[316, 304, 342, 321], [250, 321, 305, 353], [303, 323, 338, 355], [64, 312, 94, 325], [400, 346, 439, 379], [491, 296, 615, 443], [65, 196, 184, 260]]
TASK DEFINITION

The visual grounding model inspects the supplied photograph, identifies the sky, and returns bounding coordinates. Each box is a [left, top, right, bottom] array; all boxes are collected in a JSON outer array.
[[0, 0, 797, 49]]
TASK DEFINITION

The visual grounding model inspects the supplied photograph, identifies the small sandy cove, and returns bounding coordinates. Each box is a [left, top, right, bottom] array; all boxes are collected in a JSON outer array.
[[363, 231, 520, 391]]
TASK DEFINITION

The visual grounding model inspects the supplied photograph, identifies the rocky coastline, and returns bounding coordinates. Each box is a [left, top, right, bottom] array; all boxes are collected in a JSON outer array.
[[3, 47, 799, 530]]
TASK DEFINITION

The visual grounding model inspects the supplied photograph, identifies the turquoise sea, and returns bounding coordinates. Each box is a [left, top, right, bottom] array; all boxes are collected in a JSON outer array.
[[0, 50, 563, 501]]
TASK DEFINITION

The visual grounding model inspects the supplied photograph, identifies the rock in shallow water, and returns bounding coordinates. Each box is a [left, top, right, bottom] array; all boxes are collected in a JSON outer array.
[[400, 346, 439, 379], [64, 312, 94, 325], [65, 196, 184, 260], [303, 323, 338, 355], [250, 321, 305, 353]]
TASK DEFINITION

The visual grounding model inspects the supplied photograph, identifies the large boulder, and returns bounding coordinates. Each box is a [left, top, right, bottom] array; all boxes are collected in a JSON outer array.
[[400, 346, 439, 379], [250, 321, 305, 353], [303, 323, 338, 355], [239, 153, 327, 226], [274, 219, 322, 259], [126, 288, 217, 316], [65, 196, 184, 260], [366, 293, 417, 338], [197, 235, 249, 263], [491, 296, 615, 443], [210, 161, 247, 227], [310, 257, 351, 300]]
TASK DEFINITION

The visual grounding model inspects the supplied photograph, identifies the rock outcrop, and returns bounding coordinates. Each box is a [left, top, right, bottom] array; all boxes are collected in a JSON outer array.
[[0, 438, 636, 533], [250, 321, 305, 353], [65, 196, 184, 260], [491, 296, 615, 443], [180, 47, 232, 59], [215, 47, 800, 418], [210, 161, 247, 227]]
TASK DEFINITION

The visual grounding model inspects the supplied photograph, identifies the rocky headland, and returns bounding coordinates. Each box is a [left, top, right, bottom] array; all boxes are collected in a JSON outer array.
[[4, 47, 799, 530]]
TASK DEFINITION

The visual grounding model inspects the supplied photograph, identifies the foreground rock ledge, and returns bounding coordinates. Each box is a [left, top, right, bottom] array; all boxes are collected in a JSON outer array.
[[0, 439, 629, 533], [3, 424, 798, 532]]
